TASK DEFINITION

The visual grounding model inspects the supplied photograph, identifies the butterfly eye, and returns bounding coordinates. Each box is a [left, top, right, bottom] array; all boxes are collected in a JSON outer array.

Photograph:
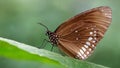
[[45, 32, 48, 36], [46, 31, 51, 36]]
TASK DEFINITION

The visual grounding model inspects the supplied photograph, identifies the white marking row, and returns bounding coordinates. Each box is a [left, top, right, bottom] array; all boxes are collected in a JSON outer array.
[[77, 44, 93, 59], [77, 29, 98, 59]]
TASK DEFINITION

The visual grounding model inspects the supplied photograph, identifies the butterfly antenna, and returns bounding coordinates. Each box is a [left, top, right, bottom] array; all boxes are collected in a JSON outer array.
[[38, 22, 49, 31]]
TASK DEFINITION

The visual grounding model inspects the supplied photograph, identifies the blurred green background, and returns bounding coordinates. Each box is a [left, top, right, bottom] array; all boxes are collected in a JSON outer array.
[[0, 0, 119, 68]]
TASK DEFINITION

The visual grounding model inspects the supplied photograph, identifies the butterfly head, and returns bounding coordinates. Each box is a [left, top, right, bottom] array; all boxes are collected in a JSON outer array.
[[38, 23, 58, 45], [46, 30, 52, 36]]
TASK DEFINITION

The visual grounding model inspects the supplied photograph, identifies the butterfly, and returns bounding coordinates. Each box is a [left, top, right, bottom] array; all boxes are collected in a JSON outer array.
[[39, 6, 112, 60]]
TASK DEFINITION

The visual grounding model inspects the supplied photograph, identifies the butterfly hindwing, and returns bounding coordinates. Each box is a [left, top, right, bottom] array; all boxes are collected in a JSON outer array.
[[56, 6, 112, 60]]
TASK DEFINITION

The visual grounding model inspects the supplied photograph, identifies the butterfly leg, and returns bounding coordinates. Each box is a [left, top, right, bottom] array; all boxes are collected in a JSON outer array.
[[39, 39, 56, 51], [50, 44, 55, 51], [39, 39, 50, 48]]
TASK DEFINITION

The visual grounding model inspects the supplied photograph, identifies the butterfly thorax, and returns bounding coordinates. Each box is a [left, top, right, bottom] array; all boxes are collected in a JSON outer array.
[[46, 31, 59, 45]]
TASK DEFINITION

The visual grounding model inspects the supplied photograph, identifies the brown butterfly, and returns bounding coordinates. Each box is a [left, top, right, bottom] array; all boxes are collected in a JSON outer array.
[[39, 6, 112, 60]]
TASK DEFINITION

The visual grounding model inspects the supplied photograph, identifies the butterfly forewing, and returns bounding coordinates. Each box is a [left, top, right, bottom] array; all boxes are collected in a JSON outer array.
[[55, 6, 112, 60]]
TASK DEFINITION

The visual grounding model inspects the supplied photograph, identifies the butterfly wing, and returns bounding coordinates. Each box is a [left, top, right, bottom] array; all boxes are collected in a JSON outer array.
[[55, 6, 112, 60]]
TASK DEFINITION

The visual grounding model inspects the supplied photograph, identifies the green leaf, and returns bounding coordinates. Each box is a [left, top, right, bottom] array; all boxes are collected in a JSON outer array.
[[0, 37, 109, 68]]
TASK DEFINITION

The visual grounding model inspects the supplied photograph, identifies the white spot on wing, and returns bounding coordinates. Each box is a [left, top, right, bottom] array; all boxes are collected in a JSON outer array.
[[84, 54, 87, 58], [75, 30, 78, 33], [92, 40, 96, 43], [94, 37, 97, 40], [105, 13, 112, 18], [89, 48, 92, 51], [91, 28, 94, 30], [94, 31, 97, 33], [94, 34, 97, 36], [81, 55, 85, 59], [86, 51, 89, 55], [76, 38, 79, 40], [77, 52, 84, 59], [82, 47, 86, 52], [84, 45, 88, 48], [88, 37, 93, 41], [86, 42, 91, 46], [92, 44, 95, 47], [80, 49, 84, 55], [90, 32, 93, 35], [77, 52, 82, 56]]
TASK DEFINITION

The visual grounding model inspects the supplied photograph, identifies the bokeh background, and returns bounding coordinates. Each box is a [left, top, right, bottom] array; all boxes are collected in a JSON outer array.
[[0, 0, 119, 68]]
